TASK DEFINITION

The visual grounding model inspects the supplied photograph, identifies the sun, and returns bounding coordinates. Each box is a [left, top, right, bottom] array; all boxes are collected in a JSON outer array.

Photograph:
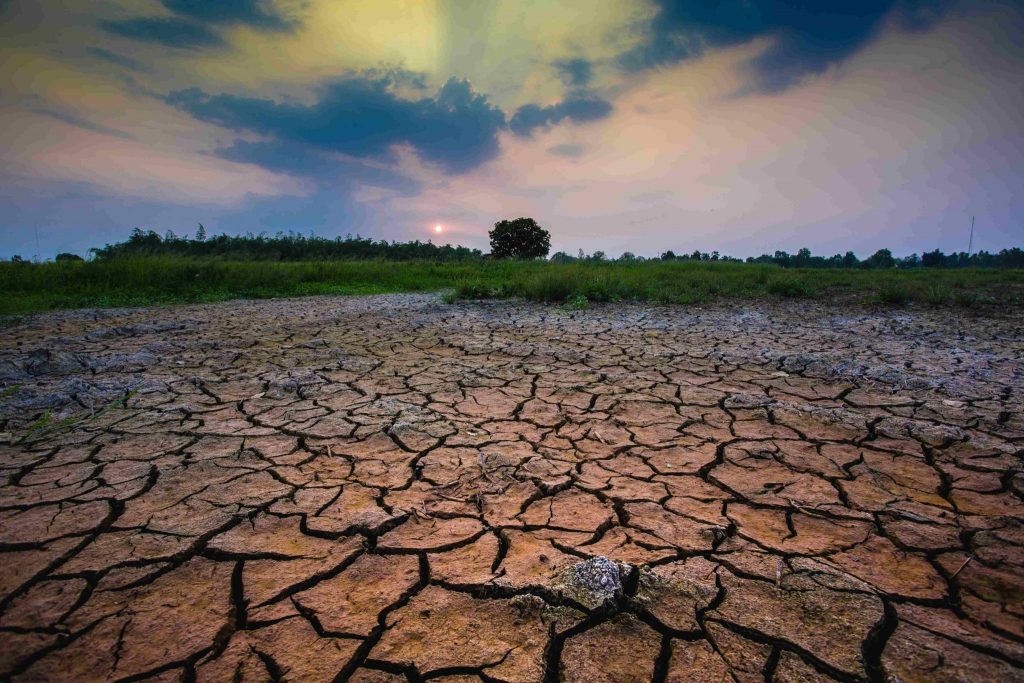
[[434, 224, 443, 234]]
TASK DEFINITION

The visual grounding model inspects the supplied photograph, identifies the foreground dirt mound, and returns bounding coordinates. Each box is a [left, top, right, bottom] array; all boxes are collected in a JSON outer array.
[[0, 294, 1021, 682]]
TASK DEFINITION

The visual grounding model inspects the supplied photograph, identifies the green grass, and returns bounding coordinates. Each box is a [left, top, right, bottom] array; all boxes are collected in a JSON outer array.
[[1, 257, 1022, 315], [452, 261, 1024, 309], [0, 258, 479, 314], [875, 283, 913, 306]]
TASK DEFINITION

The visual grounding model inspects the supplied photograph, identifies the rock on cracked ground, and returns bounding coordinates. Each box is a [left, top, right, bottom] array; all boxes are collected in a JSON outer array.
[[1, 293, 1023, 682]]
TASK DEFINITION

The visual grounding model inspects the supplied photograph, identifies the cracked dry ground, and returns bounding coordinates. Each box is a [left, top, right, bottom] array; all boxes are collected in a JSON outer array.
[[1, 294, 1022, 683]]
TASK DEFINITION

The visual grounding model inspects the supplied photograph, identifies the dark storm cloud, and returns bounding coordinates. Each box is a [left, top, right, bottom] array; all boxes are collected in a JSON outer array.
[[509, 95, 613, 136], [167, 75, 506, 173], [160, 0, 293, 30], [620, 0, 952, 92], [554, 58, 593, 86], [101, 17, 224, 48]]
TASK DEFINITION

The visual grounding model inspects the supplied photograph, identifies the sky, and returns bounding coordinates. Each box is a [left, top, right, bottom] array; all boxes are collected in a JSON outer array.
[[1, 0, 1022, 260]]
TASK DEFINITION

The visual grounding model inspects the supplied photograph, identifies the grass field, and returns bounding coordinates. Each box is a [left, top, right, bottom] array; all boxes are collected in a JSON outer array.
[[2, 257, 1022, 315]]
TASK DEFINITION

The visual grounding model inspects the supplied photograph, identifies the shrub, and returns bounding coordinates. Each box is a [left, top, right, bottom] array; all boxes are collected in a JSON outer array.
[[953, 290, 979, 307], [925, 284, 950, 306], [453, 279, 505, 300], [767, 276, 813, 298], [877, 284, 911, 305], [564, 293, 589, 310], [521, 270, 577, 302]]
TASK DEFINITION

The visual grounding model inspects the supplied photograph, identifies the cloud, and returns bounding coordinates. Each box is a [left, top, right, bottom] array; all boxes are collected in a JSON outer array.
[[619, 0, 953, 93], [86, 48, 147, 71], [548, 144, 585, 157], [160, 0, 293, 30], [2, 105, 303, 204], [509, 95, 613, 136], [101, 17, 224, 48], [898, 0, 956, 31], [215, 140, 341, 177], [29, 105, 134, 140], [101, 0, 292, 49], [167, 74, 506, 173], [217, 140, 422, 198], [554, 58, 593, 86]]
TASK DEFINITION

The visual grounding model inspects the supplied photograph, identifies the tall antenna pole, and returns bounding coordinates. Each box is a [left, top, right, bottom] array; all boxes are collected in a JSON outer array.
[[967, 215, 975, 256], [34, 225, 41, 263]]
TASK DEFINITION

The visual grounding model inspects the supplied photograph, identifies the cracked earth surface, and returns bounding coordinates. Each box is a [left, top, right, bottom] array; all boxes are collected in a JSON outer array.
[[0, 293, 1022, 682]]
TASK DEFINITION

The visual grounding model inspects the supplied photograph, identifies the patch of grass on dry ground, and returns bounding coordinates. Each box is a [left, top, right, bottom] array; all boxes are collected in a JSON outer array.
[[1, 257, 1022, 314]]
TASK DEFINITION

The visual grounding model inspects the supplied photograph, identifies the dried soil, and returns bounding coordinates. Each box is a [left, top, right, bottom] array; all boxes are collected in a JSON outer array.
[[1, 294, 1022, 681]]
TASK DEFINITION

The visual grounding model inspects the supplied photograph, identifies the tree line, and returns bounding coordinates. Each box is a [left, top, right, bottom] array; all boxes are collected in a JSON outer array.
[[740, 247, 1024, 269], [11, 220, 1024, 269], [552, 247, 1024, 269], [85, 227, 484, 262]]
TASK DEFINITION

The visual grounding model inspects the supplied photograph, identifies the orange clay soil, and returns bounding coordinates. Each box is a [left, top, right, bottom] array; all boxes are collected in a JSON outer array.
[[0, 294, 1021, 682]]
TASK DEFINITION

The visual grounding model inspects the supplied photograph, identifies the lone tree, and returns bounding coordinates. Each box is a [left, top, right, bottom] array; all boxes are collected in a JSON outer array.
[[489, 217, 551, 259]]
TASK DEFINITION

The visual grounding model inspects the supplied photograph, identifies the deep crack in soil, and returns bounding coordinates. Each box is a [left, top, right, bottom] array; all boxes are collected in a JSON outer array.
[[0, 294, 1022, 682]]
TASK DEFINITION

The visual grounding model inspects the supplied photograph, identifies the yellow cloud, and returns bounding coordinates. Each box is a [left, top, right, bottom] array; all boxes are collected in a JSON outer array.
[[181, 0, 441, 93]]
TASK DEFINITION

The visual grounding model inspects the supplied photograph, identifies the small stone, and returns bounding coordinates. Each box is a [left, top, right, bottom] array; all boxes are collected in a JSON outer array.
[[556, 556, 624, 610]]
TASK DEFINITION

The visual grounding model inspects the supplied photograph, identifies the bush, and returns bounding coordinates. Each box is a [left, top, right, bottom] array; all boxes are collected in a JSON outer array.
[[953, 290, 979, 307], [925, 284, 950, 306], [767, 276, 813, 298], [877, 284, 911, 305], [564, 293, 589, 310], [453, 279, 506, 300], [521, 270, 577, 302]]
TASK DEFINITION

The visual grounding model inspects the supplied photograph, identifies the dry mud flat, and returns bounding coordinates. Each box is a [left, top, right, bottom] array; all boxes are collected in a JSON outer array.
[[0, 293, 1022, 683]]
